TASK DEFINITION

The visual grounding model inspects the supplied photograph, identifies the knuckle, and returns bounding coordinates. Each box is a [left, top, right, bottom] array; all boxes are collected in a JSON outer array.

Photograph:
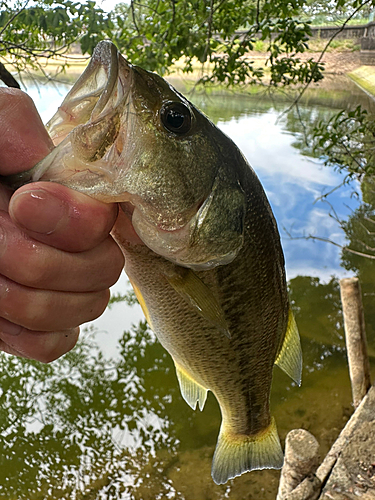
[[0, 88, 28, 108], [103, 240, 125, 286], [33, 329, 79, 364], [19, 252, 56, 289], [19, 298, 48, 330], [87, 289, 110, 321]]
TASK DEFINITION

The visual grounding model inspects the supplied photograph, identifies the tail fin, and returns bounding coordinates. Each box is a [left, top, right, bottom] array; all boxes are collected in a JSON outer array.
[[211, 417, 283, 485]]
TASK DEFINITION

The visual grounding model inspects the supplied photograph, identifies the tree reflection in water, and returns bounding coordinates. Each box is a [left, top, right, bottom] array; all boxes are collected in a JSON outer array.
[[0, 322, 181, 499]]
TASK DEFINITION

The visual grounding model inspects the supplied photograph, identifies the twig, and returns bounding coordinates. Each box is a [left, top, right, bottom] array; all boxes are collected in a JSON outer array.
[[284, 228, 375, 260], [130, 0, 141, 37], [198, 0, 228, 31], [0, 0, 29, 37], [295, 100, 309, 148], [203, 0, 215, 61], [313, 175, 352, 204]]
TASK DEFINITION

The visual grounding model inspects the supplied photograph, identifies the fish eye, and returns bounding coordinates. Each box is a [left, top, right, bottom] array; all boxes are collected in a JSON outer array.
[[160, 101, 192, 135]]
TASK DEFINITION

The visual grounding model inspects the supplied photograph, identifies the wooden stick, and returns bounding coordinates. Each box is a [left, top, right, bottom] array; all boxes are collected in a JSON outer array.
[[276, 429, 320, 500], [339, 277, 371, 408], [283, 474, 321, 500]]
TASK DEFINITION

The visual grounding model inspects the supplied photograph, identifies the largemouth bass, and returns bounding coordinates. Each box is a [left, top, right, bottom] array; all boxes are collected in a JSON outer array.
[[7, 41, 302, 485]]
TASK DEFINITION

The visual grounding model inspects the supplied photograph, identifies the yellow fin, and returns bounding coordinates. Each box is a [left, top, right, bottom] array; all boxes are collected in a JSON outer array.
[[165, 268, 230, 338], [275, 309, 302, 386], [211, 417, 283, 485], [128, 278, 153, 329], [174, 362, 208, 411]]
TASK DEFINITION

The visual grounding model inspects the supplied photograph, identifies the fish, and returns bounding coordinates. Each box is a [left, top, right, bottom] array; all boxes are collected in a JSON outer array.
[[5, 40, 302, 485]]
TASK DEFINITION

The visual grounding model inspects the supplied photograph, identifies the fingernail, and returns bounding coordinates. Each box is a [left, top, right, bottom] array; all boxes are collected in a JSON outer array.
[[0, 317, 22, 336], [10, 189, 68, 234]]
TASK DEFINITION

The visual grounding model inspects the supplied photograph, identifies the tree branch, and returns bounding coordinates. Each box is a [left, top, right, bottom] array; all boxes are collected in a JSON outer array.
[[284, 226, 375, 260], [0, 61, 20, 88], [130, 0, 141, 37]]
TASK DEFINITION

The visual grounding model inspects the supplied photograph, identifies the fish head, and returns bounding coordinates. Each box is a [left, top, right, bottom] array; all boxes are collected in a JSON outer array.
[[12, 41, 246, 269]]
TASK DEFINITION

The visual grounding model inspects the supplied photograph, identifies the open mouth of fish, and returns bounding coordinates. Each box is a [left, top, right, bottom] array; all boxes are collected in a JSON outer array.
[[22, 41, 134, 198]]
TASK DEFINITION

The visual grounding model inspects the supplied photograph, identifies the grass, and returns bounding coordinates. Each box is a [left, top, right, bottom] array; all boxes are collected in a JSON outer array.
[[307, 38, 361, 52], [307, 17, 370, 27]]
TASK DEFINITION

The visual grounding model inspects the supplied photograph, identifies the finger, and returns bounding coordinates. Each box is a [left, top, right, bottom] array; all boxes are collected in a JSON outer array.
[[0, 185, 13, 212], [0, 319, 79, 363], [9, 182, 119, 252], [0, 212, 124, 292], [0, 276, 110, 331], [0, 88, 54, 175]]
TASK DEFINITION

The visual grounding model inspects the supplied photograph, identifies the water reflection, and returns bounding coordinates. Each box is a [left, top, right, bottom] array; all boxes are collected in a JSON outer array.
[[2, 76, 373, 498]]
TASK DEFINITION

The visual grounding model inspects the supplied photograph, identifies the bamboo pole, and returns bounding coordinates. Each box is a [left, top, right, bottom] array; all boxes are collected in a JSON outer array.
[[276, 429, 320, 500], [339, 277, 371, 408]]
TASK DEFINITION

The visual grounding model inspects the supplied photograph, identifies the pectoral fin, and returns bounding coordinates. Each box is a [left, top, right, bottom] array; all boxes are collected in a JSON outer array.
[[174, 361, 208, 411], [275, 309, 302, 386], [165, 268, 230, 338]]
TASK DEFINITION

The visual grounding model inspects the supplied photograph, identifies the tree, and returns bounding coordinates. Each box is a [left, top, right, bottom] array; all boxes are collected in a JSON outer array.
[[111, 0, 327, 87], [300, 0, 372, 24], [0, 0, 113, 86], [0, 0, 327, 88]]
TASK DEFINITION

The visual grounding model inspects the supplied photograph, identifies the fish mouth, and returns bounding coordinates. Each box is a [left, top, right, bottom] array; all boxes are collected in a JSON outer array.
[[2, 41, 134, 196], [47, 40, 125, 145]]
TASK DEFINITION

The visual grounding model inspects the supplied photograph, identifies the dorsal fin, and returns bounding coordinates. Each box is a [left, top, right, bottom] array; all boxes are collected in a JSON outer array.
[[275, 309, 302, 386], [165, 268, 230, 338], [174, 361, 208, 411]]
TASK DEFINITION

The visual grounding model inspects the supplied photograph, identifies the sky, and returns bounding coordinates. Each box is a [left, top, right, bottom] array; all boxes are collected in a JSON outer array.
[[98, 0, 123, 12]]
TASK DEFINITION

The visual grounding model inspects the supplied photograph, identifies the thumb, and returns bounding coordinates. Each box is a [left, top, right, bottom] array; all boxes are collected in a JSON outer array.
[[0, 88, 53, 175]]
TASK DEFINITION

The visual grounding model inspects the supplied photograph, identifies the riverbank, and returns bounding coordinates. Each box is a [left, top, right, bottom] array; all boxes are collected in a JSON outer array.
[[348, 65, 375, 97]]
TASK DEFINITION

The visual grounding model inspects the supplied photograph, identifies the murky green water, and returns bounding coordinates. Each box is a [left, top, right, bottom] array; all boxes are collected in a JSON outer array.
[[1, 76, 375, 499]]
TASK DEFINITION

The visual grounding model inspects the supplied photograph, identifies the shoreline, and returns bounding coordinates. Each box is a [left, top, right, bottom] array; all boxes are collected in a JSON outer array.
[[4, 46, 375, 100]]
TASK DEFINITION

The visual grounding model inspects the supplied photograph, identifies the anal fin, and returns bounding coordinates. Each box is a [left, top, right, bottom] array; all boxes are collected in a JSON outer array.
[[275, 309, 302, 386], [211, 417, 283, 485], [174, 362, 208, 411]]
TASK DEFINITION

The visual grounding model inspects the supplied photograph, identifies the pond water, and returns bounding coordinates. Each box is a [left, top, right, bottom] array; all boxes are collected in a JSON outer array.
[[1, 75, 375, 499]]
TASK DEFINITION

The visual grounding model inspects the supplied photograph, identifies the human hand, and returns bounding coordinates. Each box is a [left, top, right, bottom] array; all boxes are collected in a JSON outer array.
[[0, 87, 124, 362]]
